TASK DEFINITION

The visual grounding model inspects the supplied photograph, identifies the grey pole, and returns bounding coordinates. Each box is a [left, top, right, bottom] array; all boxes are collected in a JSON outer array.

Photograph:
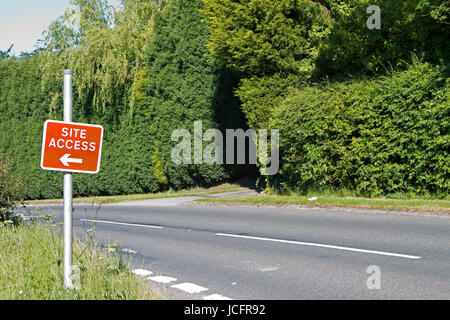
[[63, 69, 73, 289]]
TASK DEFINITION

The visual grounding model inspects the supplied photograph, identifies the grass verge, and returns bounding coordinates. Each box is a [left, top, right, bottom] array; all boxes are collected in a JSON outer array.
[[197, 194, 450, 213], [25, 182, 248, 205], [0, 221, 159, 299]]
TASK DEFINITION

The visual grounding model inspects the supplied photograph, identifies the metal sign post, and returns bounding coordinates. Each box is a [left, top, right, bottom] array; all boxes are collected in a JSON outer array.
[[40, 70, 103, 289], [63, 69, 73, 289]]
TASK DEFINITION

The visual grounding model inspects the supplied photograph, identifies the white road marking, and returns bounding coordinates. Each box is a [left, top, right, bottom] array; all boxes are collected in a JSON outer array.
[[202, 294, 233, 300], [216, 233, 422, 260], [148, 276, 178, 284], [171, 282, 208, 294], [259, 267, 278, 272], [80, 219, 163, 229], [132, 269, 153, 277]]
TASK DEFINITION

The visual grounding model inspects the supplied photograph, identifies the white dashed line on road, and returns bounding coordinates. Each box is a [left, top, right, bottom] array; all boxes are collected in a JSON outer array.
[[132, 269, 153, 277], [216, 233, 422, 260], [202, 294, 233, 300], [171, 282, 209, 294], [148, 276, 178, 284], [144, 273, 233, 299]]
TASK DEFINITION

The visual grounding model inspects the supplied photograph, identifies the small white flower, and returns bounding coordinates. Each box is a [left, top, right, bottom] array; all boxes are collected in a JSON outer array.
[[108, 248, 117, 254], [19, 290, 24, 295]]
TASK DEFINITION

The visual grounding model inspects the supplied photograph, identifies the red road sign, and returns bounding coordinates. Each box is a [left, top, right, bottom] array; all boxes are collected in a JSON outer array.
[[41, 120, 104, 174]]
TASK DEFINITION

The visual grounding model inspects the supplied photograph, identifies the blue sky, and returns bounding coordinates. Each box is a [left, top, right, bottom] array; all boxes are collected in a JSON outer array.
[[0, 0, 121, 55]]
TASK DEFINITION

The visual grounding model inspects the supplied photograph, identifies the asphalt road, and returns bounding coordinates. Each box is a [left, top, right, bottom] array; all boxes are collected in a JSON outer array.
[[26, 197, 450, 300]]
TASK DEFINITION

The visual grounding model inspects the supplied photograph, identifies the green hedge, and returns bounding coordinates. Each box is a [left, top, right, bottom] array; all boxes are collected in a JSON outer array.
[[1, 0, 447, 200], [0, 56, 161, 199], [0, 0, 245, 200], [143, 0, 246, 189], [268, 60, 449, 197]]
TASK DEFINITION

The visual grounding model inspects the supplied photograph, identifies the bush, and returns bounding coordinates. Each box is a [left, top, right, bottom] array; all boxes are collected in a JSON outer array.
[[236, 74, 305, 129], [0, 156, 23, 225], [268, 60, 449, 197]]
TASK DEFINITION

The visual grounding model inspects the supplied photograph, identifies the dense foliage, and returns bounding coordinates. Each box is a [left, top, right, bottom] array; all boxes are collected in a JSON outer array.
[[269, 60, 449, 196], [0, 0, 240, 199], [0, 53, 161, 199], [0, 156, 22, 224], [317, 0, 450, 78], [0, 0, 448, 199], [143, 0, 246, 189], [202, 0, 449, 196], [203, 0, 450, 129]]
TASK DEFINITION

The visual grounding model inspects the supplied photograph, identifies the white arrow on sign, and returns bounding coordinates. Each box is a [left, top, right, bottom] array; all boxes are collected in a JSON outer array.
[[60, 154, 83, 167]]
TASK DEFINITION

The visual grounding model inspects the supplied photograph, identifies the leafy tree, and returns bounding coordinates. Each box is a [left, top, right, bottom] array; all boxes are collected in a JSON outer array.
[[202, 0, 332, 129], [317, 0, 450, 78], [0, 1, 164, 199], [202, 0, 332, 78], [40, 0, 154, 116], [0, 44, 14, 60], [145, 0, 245, 188]]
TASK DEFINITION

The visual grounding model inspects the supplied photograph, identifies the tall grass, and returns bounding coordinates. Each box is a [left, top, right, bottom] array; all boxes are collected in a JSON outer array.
[[0, 221, 159, 300]]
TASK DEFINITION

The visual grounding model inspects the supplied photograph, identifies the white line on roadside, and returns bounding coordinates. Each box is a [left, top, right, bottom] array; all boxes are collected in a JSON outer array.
[[171, 282, 208, 294], [80, 218, 164, 229], [216, 233, 422, 260], [133, 269, 153, 277], [148, 276, 178, 284]]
